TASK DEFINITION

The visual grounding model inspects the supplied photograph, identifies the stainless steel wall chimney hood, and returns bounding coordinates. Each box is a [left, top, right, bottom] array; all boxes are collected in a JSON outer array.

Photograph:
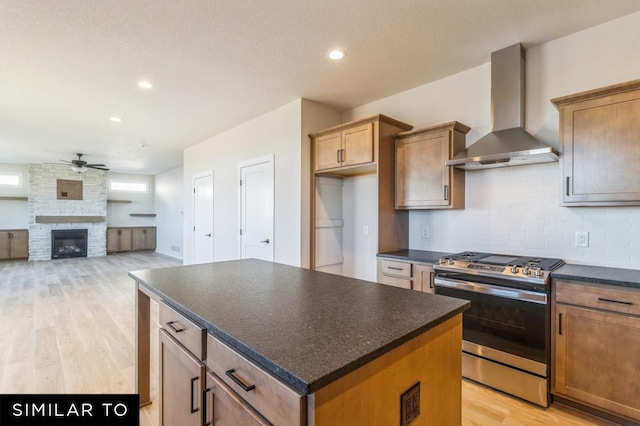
[[445, 44, 558, 170]]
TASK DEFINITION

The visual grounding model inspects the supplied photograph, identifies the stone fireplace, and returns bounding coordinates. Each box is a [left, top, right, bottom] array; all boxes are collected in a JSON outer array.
[[28, 164, 107, 261], [51, 229, 88, 259]]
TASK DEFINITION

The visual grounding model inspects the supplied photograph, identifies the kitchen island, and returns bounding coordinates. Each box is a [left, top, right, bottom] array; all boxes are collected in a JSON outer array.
[[131, 259, 469, 425]]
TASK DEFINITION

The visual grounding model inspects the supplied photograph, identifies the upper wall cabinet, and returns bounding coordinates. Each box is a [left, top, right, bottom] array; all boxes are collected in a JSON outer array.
[[312, 115, 412, 175], [552, 79, 640, 206], [394, 121, 470, 209]]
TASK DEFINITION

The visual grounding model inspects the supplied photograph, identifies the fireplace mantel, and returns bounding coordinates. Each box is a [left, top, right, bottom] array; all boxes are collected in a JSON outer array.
[[35, 216, 106, 224]]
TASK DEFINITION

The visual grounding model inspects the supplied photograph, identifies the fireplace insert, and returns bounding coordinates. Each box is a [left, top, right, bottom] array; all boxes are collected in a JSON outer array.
[[51, 229, 88, 259]]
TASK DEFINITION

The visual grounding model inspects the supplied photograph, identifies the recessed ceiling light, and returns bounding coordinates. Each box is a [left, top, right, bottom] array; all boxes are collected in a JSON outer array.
[[137, 81, 153, 89], [110, 116, 123, 123], [328, 49, 346, 60]]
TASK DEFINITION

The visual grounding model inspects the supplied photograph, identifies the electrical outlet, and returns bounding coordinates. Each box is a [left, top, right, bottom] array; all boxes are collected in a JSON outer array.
[[575, 231, 589, 247], [422, 227, 429, 238], [363, 225, 369, 236]]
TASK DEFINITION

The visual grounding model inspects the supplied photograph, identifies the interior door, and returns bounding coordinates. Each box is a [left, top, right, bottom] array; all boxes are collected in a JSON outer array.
[[240, 157, 274, 261], [193, 172, 214, 264]]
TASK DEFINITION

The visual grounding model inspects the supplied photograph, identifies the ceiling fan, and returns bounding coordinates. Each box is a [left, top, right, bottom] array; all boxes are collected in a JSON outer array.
[[60, 153, 110, 173]]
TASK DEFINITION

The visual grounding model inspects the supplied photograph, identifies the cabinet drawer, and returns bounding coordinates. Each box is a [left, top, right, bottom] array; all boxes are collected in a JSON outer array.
[[555, 279, 640, 316], [206, 334, 304, 426], [378, 274, 413, 290], [379, 259, 412, 278], [160, 302, 206, 360]]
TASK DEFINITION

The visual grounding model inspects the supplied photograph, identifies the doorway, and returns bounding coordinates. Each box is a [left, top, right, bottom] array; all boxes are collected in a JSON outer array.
[[193, 171, 214, 264], [239, 155, 274, 262]]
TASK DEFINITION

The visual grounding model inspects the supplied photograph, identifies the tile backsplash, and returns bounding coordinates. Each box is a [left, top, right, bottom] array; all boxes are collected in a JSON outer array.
[[409, 162, 640, 269]]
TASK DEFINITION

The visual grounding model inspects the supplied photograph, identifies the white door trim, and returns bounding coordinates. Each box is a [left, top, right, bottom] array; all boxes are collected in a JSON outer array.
[[237, 154, 274, 260], [193, 170, 214, 264]]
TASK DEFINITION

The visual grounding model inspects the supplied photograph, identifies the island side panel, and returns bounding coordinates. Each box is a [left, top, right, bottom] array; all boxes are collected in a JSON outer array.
[[308, 314, 462, 426], [136, 282, 152, 406]]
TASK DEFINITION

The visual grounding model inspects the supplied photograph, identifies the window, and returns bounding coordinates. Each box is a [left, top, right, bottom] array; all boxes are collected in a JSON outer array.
[[109, 181, 148, 192], [0, 172, 23, 187]]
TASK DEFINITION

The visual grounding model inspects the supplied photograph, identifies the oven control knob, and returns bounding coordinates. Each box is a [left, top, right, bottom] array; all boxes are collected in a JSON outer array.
[[534, 268, 543, 277], [510, 265, 519, 274], [522, 267, 530, 275], [448, 259, 455, 265]]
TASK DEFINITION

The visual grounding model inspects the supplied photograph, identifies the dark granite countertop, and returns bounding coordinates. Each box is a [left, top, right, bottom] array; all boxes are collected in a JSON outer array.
[[552, 264, 640, 289], [129, 259, 469, 395], [377, 249, 450, 264]]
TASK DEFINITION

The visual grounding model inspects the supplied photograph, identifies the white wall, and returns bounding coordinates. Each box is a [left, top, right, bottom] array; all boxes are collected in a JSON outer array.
[[106, 172, 155, 227], [342, 11, 640, 269], [183, 99, 305, 266], [0, 163, 29, 229], [155, 166, 184, 260]]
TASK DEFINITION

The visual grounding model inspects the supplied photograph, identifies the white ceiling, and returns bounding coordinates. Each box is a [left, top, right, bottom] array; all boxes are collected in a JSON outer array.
[[2, 1, 640, 175]]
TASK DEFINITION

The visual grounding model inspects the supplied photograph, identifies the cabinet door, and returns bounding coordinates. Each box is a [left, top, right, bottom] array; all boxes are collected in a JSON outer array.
[[10, 230, 28, 259], [107, 228, 131, 252], [144, 227, 156, 249], [315, 131, 342, 171], [342, 123, 374, 167], [554, 304, 640, 422], [414, 264, 435, 294], [561, 90, 640, 204], [160, 329, 205, 426], [0, 232, 11, 259], [204, 372, 270, 426], [131, 228, 145, 251], [396, 130, 451, 208]]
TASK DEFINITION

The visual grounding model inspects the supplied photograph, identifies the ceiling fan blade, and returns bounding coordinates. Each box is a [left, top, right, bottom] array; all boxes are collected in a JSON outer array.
[[86, 163, 106, 167], [88, 166, 109, 171], [58, 160, 74, 164]]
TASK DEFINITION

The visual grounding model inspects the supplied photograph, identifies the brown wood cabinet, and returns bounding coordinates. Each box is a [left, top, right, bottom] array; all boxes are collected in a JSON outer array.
[[377, 258, 435, 293], [107, 226, 156, 253], [310, 115, 413, 274], [159, 329, 205, 426], [204, 372, 270, 425], [552, 279, 640, 423], [314, 123, 375, 172], [395, 122, 469, 209], [106, 228, 132, 253], [0, 229, 28, 260], [551, 79, 640, 206], [132, 227, 157, 251]]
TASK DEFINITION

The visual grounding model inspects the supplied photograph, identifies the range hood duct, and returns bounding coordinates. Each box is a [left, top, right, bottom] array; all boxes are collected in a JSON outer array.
[[445, 44, 558, 170]]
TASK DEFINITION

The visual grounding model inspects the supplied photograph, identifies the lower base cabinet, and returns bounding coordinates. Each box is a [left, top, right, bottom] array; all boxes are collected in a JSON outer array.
[[377, 258, 435, 293], [0, 230, 28, 260], [553, 279, 640, 423], [159, 330, 205, 426], [204, 372, 270, 425]]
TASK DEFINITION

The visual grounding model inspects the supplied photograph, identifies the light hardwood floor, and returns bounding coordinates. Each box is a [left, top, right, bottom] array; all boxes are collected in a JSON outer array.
[[0, 253, 620, 425]]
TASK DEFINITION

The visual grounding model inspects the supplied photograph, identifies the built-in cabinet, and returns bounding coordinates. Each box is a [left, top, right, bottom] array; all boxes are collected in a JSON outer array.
[[310, 115, 413, 278], [394, 122, 469, 209], [0, 229, 28, 260], [159, 301, 207, 426], [552, 279, 640, 423], [106, 226, 156, 253], [315, 123, 375, 171], [551, 79, 640, 206], [377, 258, 435, 293]]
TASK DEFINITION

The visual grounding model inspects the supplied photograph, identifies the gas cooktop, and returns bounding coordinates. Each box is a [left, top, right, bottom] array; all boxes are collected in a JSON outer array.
[[435, 251, 564, 285], [441, 251, 564, 271]]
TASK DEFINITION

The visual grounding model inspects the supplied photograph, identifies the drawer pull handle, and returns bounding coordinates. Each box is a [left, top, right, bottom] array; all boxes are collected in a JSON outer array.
[[598, 297, 633, 306], [558, 313, 562, 335], [190, 376, 200, 414], [203, 388, 212, 426], [166, 321, 185, 333], [387, 266, 403, 271], [429, 271, 434, 289], [225, 369, 255, 392]]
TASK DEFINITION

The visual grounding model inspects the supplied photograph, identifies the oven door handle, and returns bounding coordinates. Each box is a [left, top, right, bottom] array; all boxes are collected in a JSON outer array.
[[434, 276, 547, 304]]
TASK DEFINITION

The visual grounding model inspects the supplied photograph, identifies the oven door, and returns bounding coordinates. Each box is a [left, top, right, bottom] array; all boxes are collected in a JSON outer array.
[[434, 273, 549, 372]]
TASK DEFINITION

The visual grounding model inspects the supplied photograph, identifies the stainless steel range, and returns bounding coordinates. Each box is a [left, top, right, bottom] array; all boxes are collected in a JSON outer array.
[[433, 252, 564, 407]]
